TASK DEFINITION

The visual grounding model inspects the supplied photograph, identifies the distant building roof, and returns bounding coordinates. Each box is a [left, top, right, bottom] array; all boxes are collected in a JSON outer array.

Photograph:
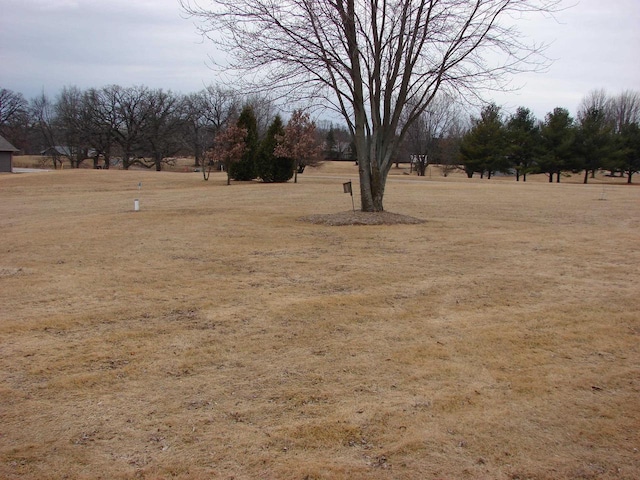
[[0, 135, 19, 152], [40, 146, 96, 157], [41, 146, 73, 156]]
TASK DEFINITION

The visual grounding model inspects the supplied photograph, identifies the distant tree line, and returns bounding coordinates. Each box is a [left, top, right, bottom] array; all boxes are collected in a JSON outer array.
[[458, 90, 640, 183], [2, 86, 638, 184], [0, 85, 324, 181]]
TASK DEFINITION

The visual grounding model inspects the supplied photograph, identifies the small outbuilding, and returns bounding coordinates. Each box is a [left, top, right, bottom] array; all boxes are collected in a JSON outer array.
[[0, 135, 19, 173]]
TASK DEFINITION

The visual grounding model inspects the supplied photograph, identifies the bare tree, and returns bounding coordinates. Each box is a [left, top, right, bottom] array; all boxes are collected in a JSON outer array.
[[402, 93, 462, 176], [182, 85, 240, 176], [203, 85, 240, 132], [183, 91, 210, 169], [0, 88, 27, 126], [577, 89, 609, 123], [0, 88, 29, 150], [608, 90, 640, 133], [181, 0, 561, 211], [83, 86, 122, 169], [138, 89, 185, 171], [113, 86, 153, 170], [184, 86, 240, 171], [402, 112, 431, 175], [55, 86, 91, 168], [439, 120, 466, 177], [30, 92, 62, 169]]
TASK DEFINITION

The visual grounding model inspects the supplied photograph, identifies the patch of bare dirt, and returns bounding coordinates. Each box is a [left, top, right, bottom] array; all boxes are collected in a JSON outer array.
[[300, 210, 426, 226]]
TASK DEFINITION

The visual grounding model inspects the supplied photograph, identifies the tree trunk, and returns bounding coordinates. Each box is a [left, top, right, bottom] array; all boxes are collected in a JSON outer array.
[[202, 161, 212, 181], [194, 140, 202, 167], [556, 172, 561, 183], [583, 170, 589, 184], [357, 151, 388, 212], [628, 172, 633, 184], [356, 136, 395, 211]]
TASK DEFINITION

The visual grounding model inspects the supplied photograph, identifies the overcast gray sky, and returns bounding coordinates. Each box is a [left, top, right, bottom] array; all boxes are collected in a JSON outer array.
[[1, 0, 638, 120]]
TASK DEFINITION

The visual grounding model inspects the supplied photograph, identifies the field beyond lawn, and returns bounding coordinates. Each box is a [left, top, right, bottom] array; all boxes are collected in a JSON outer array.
[[1, 166, 639, 479]]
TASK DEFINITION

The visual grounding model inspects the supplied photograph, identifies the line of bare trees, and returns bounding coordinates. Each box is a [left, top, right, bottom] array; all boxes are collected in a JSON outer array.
[[0, 85, 298, 172]]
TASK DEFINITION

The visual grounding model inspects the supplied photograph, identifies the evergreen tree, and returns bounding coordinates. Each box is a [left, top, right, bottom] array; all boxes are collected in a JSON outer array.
[[256, 115, 294, 183], [505, 107, 539, 182], [538, 108, 575, 183], [459, 104, 506, 179], [575, 107, 615, 183], [615, 122, 640, 183], [229, 105, 258, 181]]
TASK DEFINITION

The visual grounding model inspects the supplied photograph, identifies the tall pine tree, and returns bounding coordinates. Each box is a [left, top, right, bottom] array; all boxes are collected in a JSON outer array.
[[575, 107, 615, 183], [256, 115, 294, 183], [505, 107, 539, 182], [616, 123, 640, 183], [538, 108, 576, 183], [459, 104, 506, 179], [229, 105, 258, 181]]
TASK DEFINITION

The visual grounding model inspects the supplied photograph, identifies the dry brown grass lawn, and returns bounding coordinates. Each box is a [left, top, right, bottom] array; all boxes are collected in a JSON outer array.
[[1, 165, 639, 479]]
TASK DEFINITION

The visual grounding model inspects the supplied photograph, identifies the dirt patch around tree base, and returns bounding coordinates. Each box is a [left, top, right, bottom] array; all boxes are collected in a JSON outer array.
[[300, 210, 426, 226]]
